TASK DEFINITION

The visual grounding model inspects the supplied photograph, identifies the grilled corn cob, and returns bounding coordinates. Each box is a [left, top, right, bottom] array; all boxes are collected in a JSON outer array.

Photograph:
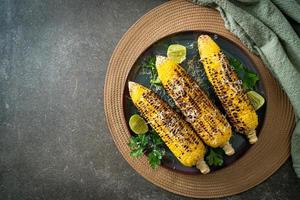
[[128, 82, 210, 174], [156, 56, 234, 155], [198, 35, 258, 144]]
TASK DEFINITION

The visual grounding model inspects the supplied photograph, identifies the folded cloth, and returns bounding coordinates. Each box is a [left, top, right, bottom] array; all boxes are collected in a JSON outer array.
[[191, 0, 300, 176]]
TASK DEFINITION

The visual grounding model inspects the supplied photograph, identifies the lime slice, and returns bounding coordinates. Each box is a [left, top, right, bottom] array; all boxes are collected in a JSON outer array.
[[167, 44, 186, 64], [129, 114, 149, 134], [247, 91, 265, 110]]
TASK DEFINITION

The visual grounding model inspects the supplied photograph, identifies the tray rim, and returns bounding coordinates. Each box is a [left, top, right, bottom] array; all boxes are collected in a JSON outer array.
[[104, 0, 295, 198]]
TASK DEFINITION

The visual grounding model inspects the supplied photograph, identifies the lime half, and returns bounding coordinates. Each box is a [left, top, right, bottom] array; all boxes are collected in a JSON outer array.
[[129, 114, 149, 134], [247, 91, 265, 110], [167, 44, 186, 64]]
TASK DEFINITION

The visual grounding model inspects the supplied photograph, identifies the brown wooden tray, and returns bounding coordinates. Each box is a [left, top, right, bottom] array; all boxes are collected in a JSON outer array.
[[104, 0, 295, 198]]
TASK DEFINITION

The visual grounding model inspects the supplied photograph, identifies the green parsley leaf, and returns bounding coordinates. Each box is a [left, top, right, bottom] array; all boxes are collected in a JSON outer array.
[[150, 76, 161, 85], [149, 130, 163, 146], [229, 57, 259, 91], [128, 134, 149, 158], [128, 129, 166, 169], [130, 148, 144, 158], [205, 148, 224, 166], [128, 137, 137, 149], [143, 56, 156, 69], [139, 134, 149, 147], [143, 56, 162, 87], [147, 147, 165, 169]]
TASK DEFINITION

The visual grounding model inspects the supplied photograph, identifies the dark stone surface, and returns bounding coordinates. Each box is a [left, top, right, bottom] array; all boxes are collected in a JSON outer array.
[[0, 0, 299, 199]]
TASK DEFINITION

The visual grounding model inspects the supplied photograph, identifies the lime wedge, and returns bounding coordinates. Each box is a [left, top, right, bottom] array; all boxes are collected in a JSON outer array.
[[247, 91, 265, 110], [167, 44, 186, 64], [129, 114, 149, 134]]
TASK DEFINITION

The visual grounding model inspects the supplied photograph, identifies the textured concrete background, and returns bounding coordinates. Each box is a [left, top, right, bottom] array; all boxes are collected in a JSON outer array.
[[0, 0, 300, 199]]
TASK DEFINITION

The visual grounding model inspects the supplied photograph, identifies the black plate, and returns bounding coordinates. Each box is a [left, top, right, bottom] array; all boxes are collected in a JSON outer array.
[[123, 32, 266, 174]]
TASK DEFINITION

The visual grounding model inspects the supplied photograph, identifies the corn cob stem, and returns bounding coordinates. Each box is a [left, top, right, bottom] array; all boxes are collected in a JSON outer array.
[[247, 130, 258, 144], [196, 159, 210, 174], [222, 142, 235, 156], [128, 81, 210, 174]]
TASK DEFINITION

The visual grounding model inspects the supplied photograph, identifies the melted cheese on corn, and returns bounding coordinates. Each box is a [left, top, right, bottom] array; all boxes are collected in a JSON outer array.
[[156, 58, 232, 148], [198, 35, 258, 134]]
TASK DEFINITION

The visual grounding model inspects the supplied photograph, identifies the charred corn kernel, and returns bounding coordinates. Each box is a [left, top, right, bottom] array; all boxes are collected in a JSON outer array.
[[156, 56, 234, 156], [198, 35, 258, 144], [128, 82, 210, 173]]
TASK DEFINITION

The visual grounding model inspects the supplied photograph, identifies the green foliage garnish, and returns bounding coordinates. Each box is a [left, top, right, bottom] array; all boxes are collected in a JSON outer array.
[[149, 131, 164, 146], [229, 57, 259, 91], [128, 129, 165, 169], [128, 134, 149, 158], [205, 148, 224, 166], [142, 56, 162, 86], [148, 147, 165, 169], [147, 131, 165, 169]]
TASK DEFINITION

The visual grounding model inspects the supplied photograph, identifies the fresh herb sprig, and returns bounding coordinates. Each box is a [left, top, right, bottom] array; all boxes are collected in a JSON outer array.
[[229, 57, 259, 91], [128, 130, 166, 169], [205, 147, 224, 166], [128, 134, 149, 158], [142, 56, 162, 86]]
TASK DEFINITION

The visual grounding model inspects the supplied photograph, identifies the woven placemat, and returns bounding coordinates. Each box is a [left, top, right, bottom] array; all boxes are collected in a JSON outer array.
[[104, 0, 295, 198]]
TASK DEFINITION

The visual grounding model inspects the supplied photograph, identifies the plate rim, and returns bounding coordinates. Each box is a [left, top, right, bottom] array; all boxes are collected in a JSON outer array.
[[122, 30, 267, 175]]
